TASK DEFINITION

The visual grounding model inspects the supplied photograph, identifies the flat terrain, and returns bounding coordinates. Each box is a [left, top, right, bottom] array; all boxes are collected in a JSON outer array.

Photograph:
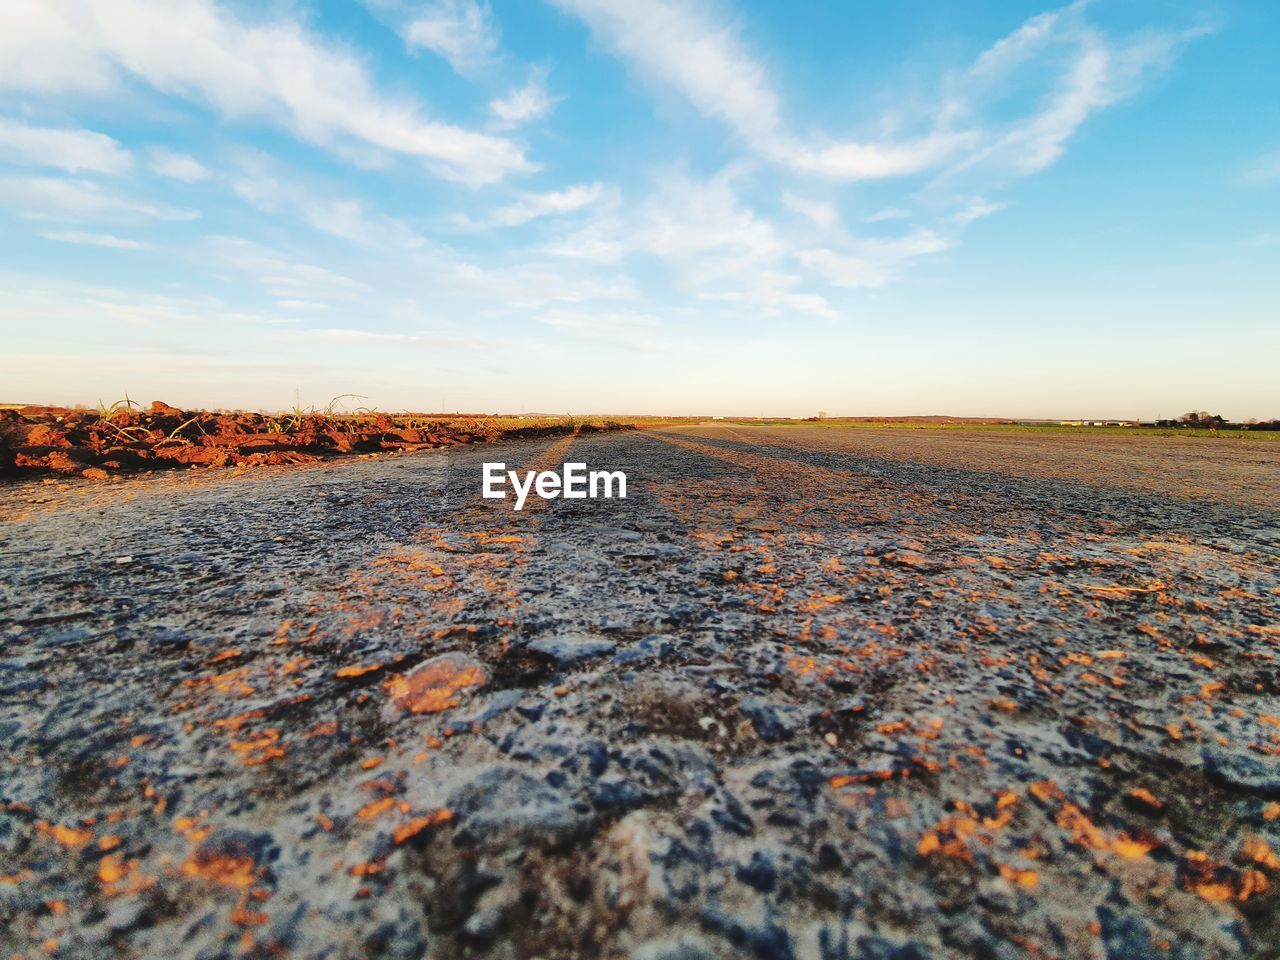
[[2, 425, 1278, 960]]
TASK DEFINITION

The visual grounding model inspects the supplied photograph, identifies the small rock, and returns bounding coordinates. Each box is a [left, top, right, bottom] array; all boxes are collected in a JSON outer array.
[[449, 766, 595, 850], [736, 850, 777, 892], [632, 938, 716, 960], [1095, 906, 1165, 960], [1202, 746, 1280, 797], [103, 898, 145, 933], [515, 698, 546, 722], [740, 697, 803, 742], [384, 653, 486, 717], [855, 936, 933, 960], [528, 634, 617, 666], [882, 549, 931, 569]]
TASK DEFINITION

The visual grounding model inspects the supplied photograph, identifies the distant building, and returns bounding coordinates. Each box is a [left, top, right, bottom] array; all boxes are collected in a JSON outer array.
[[1059, 419, 1139, 427]]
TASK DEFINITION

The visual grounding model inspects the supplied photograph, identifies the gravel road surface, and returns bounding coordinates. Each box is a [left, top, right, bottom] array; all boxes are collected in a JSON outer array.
[[2, 425, 1278, 960]]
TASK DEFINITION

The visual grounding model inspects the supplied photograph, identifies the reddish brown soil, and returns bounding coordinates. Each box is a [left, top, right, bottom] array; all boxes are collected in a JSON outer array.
[[0, 401, 634, 480]]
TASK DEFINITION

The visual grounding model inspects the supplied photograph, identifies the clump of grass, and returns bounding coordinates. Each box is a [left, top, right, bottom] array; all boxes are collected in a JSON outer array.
[[94, 393, 151, 443]]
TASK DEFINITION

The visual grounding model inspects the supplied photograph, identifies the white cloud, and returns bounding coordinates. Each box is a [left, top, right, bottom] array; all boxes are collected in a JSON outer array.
[[490, 72, 559, 126], [0, 277, 277, 332], [782, 192, 837, 229], [541, 215, 630, 263], [0, 0, 531, 185], [477, 183, 604, 228], [228, 152, 423, 247], [992, 38, 1112, 173], [865, 208, 911, 223], [539, 309, 674, 352], [778, 133, 973, 180], [0, 176, 198, 221], [40, 230, 148, 249], [949, 197, 1006, 224], [305, 198, 424, 247], [544, 169, 837, 317], [549, 0, 781, 150], [970, 8, 1065, 79], [549, 0, 968, 180], [797, 229, 952, 290], [149, 149, 210, 182], [953, 7, 1207, 178], [636, 172, 782, 276], [404, 0, 498, 75], [276, 299, 329, 311], [0, 4, 115, 94], [0, 117, 131, 173], [315, 328, 429, 343], [208, 235, 370, 305], [702, 269, 837, 319], [554, 0, 1201, 190], [794, 248, 888, 291], [1243, 150, 1280, 184], [438, 260, 637, 309]]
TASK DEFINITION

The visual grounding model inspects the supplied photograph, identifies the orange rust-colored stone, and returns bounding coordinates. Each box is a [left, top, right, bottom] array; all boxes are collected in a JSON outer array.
[[392, 809, 455, 844], [181, 849, 257, 889], [356, 797, 397, 821], [337, 663, 383, 679], [385, 653, 486, 715], [36, 822, 93, 848], [97, 853, 131, 886], [998, 863, 1040, 888]]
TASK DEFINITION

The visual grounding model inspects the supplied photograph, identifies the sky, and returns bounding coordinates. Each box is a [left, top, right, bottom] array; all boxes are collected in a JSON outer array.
[[0, 0, 1277, 419]]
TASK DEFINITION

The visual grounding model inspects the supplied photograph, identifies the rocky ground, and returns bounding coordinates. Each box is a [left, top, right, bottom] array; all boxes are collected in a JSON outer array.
[[1, 424, 1278, 960]]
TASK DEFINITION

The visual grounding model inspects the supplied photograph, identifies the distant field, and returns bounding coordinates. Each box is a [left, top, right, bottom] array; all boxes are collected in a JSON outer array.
[[729, 419, 1280, 440]]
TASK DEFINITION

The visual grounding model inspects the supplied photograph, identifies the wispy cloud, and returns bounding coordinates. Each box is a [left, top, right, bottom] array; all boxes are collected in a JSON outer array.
[[403, 0, 499, 75], [553, 0, 1203, 194], [701, 269, 837, 319], [0, 0, 531, 184], [149, 149, 210, 182], [539, 309, 675, 352], [0, 176, 198, 221], [468, 183, 604, 228], [949, 198, 1006, 225], [228, 152, 423, 247], [1242, 150, 1280, 184], [865, 208, 911, 224], [40, 230, 148, 249], [490, 71, 560, 126], [782, 192, 838, 229], [949, 5, 1209, 179], [797, 230, 953, 290], [544, 169, 835, 317], [0, 117, 132, 174], [549, 0, 969, 180], [207, 236, 370, 308]]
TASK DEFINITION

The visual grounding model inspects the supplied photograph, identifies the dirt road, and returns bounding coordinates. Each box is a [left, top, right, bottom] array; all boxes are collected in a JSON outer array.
[[2, 425, 1278, 959]]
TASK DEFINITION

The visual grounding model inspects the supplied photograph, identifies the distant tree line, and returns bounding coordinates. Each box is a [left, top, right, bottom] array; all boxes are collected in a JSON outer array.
[[1152, 411, 1280, 430]]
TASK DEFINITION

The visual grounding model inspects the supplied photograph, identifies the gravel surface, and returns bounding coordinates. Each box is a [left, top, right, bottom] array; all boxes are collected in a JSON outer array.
[[2, 424, 1278, 960]]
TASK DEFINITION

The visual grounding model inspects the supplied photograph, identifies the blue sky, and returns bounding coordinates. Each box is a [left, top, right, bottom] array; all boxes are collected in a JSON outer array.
[[1, 0, 1277, 418]]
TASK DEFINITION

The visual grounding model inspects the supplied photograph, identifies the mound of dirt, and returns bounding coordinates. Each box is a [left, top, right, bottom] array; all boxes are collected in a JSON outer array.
[[0, 401, 632, 480]]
